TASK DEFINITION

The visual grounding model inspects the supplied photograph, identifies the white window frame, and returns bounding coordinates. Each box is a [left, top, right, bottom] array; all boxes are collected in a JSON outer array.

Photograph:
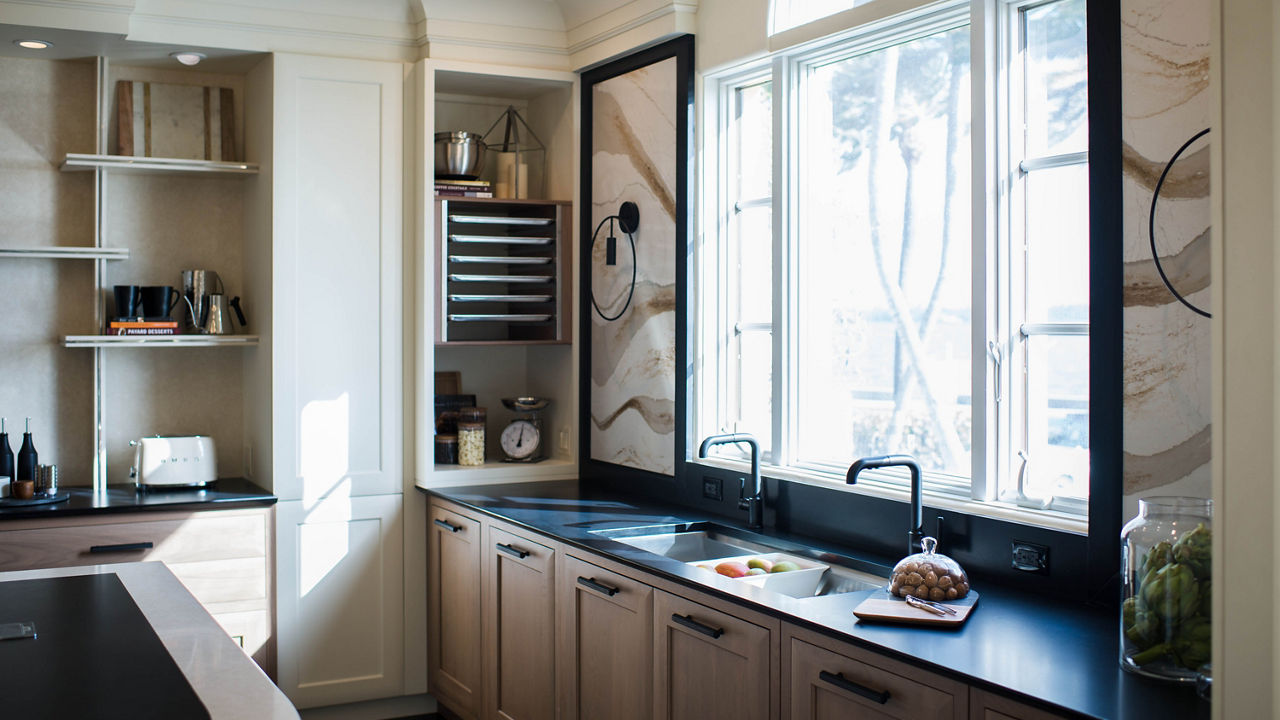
[[695, 0, 1089, 533]]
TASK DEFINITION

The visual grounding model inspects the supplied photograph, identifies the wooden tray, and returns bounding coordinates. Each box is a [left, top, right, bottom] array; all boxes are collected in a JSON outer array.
[[853, 588, 979, 628]]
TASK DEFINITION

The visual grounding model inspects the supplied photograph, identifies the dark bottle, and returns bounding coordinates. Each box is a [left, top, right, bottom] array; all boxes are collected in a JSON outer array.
[[16, 417, 37, 483], [0, 417, 12, 482]]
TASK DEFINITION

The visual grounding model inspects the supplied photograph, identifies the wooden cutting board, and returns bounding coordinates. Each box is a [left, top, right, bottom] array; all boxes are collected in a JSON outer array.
[[853, 589, 979, 627]]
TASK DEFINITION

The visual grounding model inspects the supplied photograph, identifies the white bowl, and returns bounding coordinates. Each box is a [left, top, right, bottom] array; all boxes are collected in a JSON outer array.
[[689, 552, 829, 598]]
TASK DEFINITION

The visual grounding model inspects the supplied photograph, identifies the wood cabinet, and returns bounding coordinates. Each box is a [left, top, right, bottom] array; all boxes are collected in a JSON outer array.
[[484, 520, 558, 720], [784, 627, 966, 720], [0, 507, 274, 675], [969, 689, 1071, 720], [428, 502, 484, 719], [557, 553, 654, 720], [654, 589, 774, 720], [425, 499, 1068, 720]]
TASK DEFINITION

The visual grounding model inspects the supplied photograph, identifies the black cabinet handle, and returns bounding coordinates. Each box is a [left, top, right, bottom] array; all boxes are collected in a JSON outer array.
[[434, 518, 461, 533], [671, 613, 723, 639], [577, 576, 619, 597], [89, 541, 153, 554], [819, 671, 891, 705], [496, 543, 529, 559]]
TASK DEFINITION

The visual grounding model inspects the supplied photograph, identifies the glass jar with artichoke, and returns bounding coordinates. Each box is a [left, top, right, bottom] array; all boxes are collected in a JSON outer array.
[[1120, 497, 1212, 682]]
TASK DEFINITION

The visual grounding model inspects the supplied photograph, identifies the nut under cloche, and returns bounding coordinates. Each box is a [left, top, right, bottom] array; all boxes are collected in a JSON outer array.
[[888, 536, 970, 602]]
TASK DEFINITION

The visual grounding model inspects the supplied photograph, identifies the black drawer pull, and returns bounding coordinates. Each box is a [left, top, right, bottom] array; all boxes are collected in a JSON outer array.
[[89, 541, 153, 554], [819, 671, 891, 705], [496, 543, 529, 559], [671, 613, 723, 639], [577, 576, 619, 597], [434, 518, 462, 533]]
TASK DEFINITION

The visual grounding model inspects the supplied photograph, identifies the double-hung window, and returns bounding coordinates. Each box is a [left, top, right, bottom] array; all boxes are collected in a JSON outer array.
[[697, 0, 1089, 526]]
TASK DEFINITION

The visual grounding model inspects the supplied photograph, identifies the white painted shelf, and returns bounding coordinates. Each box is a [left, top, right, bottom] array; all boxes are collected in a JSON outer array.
[[60, 153, 259, 176], [426, 457, 576, 486], [64, 334, 260, 348], [0, 246, 129, 260]]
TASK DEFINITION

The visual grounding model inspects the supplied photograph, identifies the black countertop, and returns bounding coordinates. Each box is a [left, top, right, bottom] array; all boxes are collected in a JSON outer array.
[[0, 477, 276, 520], [421, 480, 1206, 720]]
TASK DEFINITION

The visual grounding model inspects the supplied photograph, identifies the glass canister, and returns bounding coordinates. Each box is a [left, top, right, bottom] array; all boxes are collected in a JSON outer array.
[[1120, 496, 1212, 682], [434, 434, 459, 465], [457, 407, 486, 467]]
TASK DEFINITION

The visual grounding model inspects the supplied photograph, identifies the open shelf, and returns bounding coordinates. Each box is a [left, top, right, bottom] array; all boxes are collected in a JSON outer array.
[[428, 457, 576, 485], [0, 247, 129, 260], [64, 335, 260, 348], [60, 153, 259, 176]]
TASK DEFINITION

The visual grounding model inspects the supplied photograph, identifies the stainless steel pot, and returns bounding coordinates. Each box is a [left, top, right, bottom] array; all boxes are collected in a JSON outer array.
[[435, 131, 486, 179]]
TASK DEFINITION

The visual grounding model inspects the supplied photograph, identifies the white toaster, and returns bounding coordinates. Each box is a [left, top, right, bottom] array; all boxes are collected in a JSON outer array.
[[130, 435, 217, 488]]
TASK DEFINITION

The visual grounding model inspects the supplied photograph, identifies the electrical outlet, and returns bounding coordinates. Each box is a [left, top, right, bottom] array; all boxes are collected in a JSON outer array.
[[243, 444, 252, 478], [559, 428, 570, 451], [1011, 540, 1049, 575], [702, 476, 723, 501]]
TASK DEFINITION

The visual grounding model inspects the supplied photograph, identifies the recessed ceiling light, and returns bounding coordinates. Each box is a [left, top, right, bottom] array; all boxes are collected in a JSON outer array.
[[170, 51, 206, 66], [14, 40, 53, 50]]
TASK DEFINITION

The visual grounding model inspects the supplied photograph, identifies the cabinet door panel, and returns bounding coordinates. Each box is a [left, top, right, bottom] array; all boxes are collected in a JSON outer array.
[[485, 524, 556, 720], [428, 503, 483, 719], [276, 494, 404, 709], [558, 553, 653, 720], [789, 637, 960, 720], [272, 52, 402, 501], [655, 590, 771, 720]]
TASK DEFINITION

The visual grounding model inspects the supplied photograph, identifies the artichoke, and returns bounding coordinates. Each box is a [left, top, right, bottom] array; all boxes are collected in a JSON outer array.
[[1141, 540, 1174, 579], [1173, 616, 1212, 670], [1142, 562, 1200, 622], [1172, 523, 1212, 580]]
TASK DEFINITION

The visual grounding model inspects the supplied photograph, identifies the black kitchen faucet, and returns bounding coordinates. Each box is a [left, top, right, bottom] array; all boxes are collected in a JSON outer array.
[[698, 433, 763, 530], [847, 454, 924, 554]]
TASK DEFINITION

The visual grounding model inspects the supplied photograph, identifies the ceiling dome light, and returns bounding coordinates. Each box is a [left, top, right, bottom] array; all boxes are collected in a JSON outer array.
[[170, 51, 206, 66], [14, 40, 53, 50]]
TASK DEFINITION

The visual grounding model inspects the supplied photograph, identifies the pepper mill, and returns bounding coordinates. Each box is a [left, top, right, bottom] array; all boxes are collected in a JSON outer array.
[[16, 417, 37, 484]]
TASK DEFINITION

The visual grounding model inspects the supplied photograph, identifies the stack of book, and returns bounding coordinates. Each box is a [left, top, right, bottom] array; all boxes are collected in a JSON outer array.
[[107, 319, 180, 336], [435, 179, 492, 197]]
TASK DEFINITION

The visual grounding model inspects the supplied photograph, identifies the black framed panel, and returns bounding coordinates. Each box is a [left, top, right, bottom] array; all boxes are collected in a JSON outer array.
[[579, 35, 695, 492]]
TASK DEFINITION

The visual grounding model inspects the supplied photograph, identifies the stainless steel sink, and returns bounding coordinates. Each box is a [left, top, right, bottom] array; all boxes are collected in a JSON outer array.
[[592, 522, 891, 599]]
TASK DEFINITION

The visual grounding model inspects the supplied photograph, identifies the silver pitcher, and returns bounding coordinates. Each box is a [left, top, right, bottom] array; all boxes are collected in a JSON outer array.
[[201, 293, 247, 335], [181, 270, 223, 332]]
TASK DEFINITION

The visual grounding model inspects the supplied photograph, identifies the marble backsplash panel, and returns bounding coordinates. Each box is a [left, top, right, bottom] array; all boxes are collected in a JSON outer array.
[[1120, 0, 1211, 515], [589, 57, 679, 476]]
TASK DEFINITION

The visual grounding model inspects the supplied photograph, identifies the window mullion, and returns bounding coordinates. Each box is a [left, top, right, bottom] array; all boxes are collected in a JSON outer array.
[[771, 54, 790, 466]]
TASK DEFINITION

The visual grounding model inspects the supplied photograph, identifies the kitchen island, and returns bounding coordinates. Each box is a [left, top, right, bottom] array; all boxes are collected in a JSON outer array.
[[0, 561, 296, 719]]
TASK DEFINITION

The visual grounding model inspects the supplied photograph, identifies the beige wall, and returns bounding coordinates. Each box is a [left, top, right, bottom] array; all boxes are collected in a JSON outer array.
[[1212, 0, 1278, 715], [0, 57, 97, 483], [0, 56, 253, 486]]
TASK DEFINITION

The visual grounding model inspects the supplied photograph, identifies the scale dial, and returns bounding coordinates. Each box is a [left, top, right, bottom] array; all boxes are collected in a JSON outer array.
[[500, 419, 541, 461]]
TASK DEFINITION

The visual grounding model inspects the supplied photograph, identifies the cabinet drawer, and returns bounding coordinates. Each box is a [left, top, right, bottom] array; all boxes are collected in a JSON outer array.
[[789, 637, 962, 720], [168, 557, 269, 607], [970, 689, 1072, 720], [0, 512, 267, 571], [489, 524, 554, 573], [564, 553, 650, 614]]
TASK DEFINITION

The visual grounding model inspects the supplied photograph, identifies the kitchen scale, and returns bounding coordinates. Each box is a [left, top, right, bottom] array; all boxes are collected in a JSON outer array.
[[500, 397, 551, 463]]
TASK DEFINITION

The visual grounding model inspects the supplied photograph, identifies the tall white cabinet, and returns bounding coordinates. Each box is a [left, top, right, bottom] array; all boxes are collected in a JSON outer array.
[[263, 52, 409, 709]]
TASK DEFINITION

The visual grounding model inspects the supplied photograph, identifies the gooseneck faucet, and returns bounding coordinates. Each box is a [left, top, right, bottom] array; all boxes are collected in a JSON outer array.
[[698, 433, 763, 530], [847, 454, 924, 554]]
